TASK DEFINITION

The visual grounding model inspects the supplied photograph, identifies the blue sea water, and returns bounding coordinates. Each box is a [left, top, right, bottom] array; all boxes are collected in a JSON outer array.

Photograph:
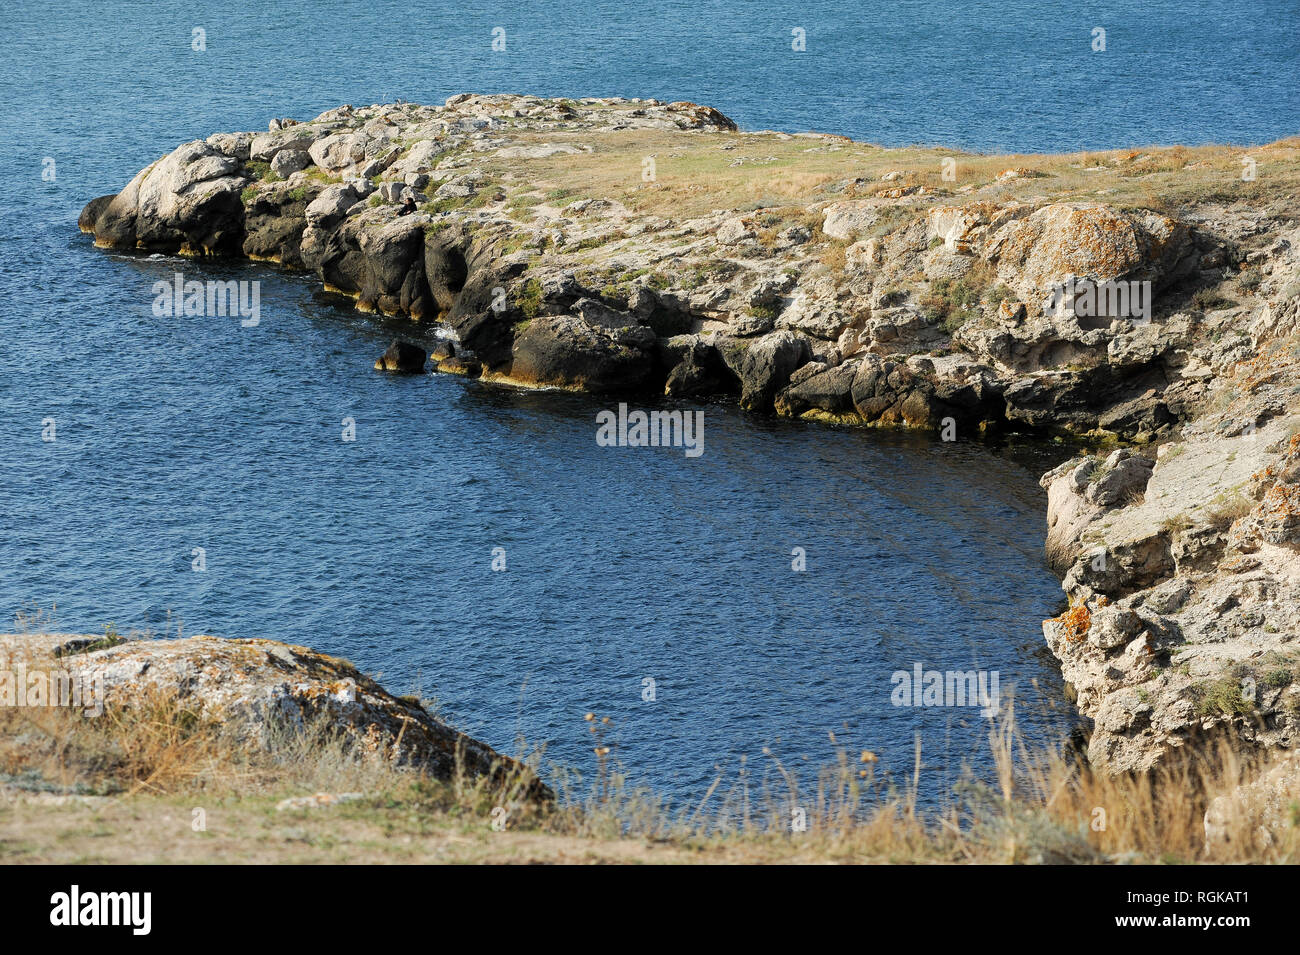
[[3, 0, 1293, 802]]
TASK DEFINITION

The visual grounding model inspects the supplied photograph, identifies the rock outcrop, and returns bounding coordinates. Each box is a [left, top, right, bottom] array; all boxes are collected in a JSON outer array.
[[78, 94, 1243, 440], [0, 631, 536, 789], [374, 339, 427, 373]]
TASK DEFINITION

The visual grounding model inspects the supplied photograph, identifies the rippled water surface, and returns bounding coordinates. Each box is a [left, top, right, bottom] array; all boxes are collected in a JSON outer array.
[[8, 0, 1284, 799], [2, 245, 1080, 798]]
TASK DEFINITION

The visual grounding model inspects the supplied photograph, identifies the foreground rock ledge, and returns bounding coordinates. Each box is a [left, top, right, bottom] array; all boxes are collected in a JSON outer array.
[[79, 94, 1300, 800], [0, 631, 537, 791]]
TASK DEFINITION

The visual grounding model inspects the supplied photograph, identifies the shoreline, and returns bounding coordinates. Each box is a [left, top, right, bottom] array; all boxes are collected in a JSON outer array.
[[75, 93, 1300, 832]]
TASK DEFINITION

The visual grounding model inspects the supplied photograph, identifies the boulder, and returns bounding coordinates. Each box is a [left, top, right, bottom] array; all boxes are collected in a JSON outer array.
[[207, 131, 254, 161], [77, 195, 114, 234], [374, 340, 427, 373], [435, 356, 482, 377], [822, 199, 894, 240], [308, 132, 370, 174], [84, 140, 250, 254], [660, 335, 736, 398], [250, 126, 322, 162], [270, 148, 312, 178], [358, 145, 402, 180], [987, 203, 1197, 304], [378, 181, 413, 203], [1085, 449, 1155, 508], [510, 315, 656, 392], [774, 361, 859, 418], [304, 183, 364, 230], [717, 330, 812, 412], [387, 140, 448, 180], [663, 101, 738, 131], [849, 355, 950, 428], [716, 217, 754, 245], [84, 167, 150, 248], [846, 238, 882, 268]]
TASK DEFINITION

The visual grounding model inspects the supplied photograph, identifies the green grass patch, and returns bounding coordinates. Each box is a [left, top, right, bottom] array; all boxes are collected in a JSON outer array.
[[515, 278, 544, 319]]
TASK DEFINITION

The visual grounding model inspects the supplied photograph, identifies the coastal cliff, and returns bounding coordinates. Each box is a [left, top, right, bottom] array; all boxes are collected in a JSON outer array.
[[79, 94, 1300, 816]]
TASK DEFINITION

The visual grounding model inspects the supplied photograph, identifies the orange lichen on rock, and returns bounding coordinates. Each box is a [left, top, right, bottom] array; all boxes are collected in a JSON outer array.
[[1056, 597, 1093, 643], [1262, 483, 1300, 518], [1000, 205, 1142, 280]]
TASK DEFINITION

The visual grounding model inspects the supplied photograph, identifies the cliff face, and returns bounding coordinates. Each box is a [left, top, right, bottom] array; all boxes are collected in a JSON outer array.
[[78, 94, 1300, 779], [1041, 299, 1300, 772]]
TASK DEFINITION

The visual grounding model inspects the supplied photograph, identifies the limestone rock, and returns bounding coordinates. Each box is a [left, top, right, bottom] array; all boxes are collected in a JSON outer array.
[[822, 199, 892, 240], [661, 335, 735, 398], [309, 133, 371, 174], [774, 361, 859, 418], [717, 217, 754, 245], [304, 183, 365, 230], [1205, 752, 1300, 853], [271, 148, 312, 178], [717, 330, 811, 412], [0, 632, 528, 785], [987, 202, 1198, 304]]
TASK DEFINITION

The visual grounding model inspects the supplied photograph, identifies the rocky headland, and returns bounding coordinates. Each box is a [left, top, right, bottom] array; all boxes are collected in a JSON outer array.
[[79, 94, 1300, 839]]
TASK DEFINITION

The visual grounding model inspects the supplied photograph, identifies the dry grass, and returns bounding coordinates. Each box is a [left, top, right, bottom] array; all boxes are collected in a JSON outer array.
[[0, 663, 538, 822], [470, 126, 1300, 225], [528, 709, 1294, 864], [1207, 489, 1256, 529], [2, 678, 1295, 863]]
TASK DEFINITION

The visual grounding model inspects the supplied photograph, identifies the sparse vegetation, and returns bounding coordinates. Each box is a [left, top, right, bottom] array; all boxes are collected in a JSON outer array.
[[820, 240, 848, 271], [469, 128, 1300, 224], [1193, 671, 1255, 718], [1, 680, 1293, 863], [982, 283, 1015, 308], [1206, 489, 1254, 529], [246, 160, 279, 183], [515, 278, 544, 319], [920, 265, 996, 333], [1191, 287, 1234, 312], [868, 202, 915, 239]]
